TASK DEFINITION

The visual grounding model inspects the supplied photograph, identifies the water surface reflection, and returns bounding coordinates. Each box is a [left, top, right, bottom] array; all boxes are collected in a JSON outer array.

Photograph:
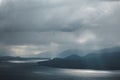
[[0, 61, 120, 80]]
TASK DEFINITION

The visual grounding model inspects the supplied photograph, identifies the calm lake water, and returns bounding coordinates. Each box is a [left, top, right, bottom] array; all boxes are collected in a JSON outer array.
[[0, 60, 120, 80]]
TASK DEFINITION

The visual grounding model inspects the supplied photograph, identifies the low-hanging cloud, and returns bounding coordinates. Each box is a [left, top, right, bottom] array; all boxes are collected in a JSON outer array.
[[0, 0, 120, 57]]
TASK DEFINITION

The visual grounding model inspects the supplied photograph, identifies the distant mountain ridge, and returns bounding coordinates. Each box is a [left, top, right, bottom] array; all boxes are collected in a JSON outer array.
[[0, 56, 48, 61], [38, 46, 120, 70], [57, 49, 85, 58]]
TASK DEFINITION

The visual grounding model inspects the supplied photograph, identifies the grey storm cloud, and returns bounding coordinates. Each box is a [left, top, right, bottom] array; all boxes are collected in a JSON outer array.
[[0, 0, 120, 57], [0, 0, 83, 32], [0, 0, 88, 45]]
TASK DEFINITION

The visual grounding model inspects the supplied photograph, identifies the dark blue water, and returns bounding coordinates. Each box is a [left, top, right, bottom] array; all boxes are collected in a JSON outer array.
[[0, 60, 120, 80]]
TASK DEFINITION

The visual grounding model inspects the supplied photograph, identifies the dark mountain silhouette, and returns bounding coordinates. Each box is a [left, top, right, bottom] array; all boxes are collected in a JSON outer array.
[[0, 56, 48, 62], [38, 47, 120, 70], [0, 56, 23, 61], [38, 55, 85, 69]]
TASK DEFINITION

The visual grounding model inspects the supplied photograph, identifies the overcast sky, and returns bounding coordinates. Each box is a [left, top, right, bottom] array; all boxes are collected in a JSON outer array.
[[0, 0, 120, 57]]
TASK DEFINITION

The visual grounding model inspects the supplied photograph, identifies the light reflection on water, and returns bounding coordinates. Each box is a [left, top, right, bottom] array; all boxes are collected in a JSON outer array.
[[6, 59, 48, 63], [34, 68, 120, 77], [0, 62, 120, 80], [61, 69, 112, 77]]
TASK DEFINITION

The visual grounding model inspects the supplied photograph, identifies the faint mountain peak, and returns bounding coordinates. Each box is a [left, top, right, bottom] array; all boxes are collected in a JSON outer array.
[[64, 54, 81, 60], [94, 46, 120, 54], [57, 49, 84, 58]]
